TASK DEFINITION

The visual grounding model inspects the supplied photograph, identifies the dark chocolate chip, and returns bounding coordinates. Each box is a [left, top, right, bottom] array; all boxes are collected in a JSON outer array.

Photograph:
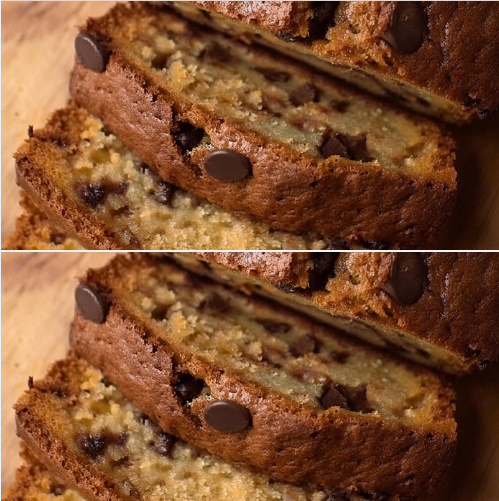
[[174, 374, 205, 403], [204, 150, 252, 181], [152, 432, 176, 457], [320, 385, 348, 410], [50, 486, 66, 496], [257, 319, 291, 334], [174, 122, 205, 153], [320, 134, 348, 159], [290, 84, 320, 106], [75, 283, 108, 324], [290, 334, 319, 357], [75, 32, 108, 73], [276, 31, 299, 43], [77, 434, 106, 459], [77, 183, 106, 208], [338, 133, 373, 162], [382, 2, 427, 54], [308, 252, 339, 291], [308, 2, 339, 40], [201, 42, 230, 62], [320, 383, 373, 413], [276, 282, 299, 293], [381, 253, 427, 305], [257, 68, 291, 83], [152, 181, 176, 206], [27, 125, 34, 138], [204, 400, 251, 432], [27, 376, 34, 389]]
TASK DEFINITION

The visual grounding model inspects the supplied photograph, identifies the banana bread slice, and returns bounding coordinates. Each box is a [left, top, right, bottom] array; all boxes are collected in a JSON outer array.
[[13, 105, 327, 250], [15, 355, 387, 501], [173, 252, 499, 375], [69, 2, 457, 248], [69, 254, 456, 498], [175, 1, 499, 123]]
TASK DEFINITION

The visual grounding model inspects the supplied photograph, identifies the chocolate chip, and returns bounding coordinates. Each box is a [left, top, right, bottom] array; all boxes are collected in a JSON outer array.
[[320, 383, 373, 413], [152, 181, 176, 206], [77, 183, 106, 208], [174, 374, 205, 403], [257, 68, 291, 83], [204, 400, 252, 432], [381, 253, 427, 305], [152, 432, 176, 457], [320, 385, 348, 410], [75, 283, 108, 324], [290, 334, 319, 357], [75, 32, 108, 73], [204, 150, 252, 181], [77, 434, 106, 459], [308, 2, 339, 40], [340, 134, 373, 162], [276, 31, 299, 43], [320, 134, 348, 158], [27, 125, 34, 138], [308, 252, 340, 291], [27, 376, 34, 389], [257, 319, 291, 334], [201, 42, 230, 62], [174, 122, 205, 153], [276, 282, 299, 293], [290, 84, 320, 106], [382, 2, 426, 54]]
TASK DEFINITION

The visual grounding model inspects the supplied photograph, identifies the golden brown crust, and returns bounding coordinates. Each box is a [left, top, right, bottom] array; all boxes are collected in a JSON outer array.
[[68, 254, 456, 498], [193, 1, 499, 122], [192, 252, 499, 374], [69, 2, 457, 248]]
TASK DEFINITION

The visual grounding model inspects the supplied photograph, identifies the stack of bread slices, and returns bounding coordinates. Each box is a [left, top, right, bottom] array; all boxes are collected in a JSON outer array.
[[6, 252, 499, 500], [6, 2, 499, 250]]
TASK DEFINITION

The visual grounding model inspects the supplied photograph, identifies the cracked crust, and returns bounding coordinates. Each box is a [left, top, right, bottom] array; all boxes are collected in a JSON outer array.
[[185, 1, 499, 122], [183, 252, 499, 374]]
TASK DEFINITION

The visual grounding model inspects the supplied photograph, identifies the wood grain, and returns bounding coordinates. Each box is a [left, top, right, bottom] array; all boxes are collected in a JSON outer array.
[[1, 2, 499, 249], [1, 253, 499, 500]]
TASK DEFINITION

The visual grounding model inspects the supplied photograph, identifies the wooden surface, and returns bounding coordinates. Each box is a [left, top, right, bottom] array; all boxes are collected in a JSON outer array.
[[1, 1, 499, 250], [1, 253, 499, 500]]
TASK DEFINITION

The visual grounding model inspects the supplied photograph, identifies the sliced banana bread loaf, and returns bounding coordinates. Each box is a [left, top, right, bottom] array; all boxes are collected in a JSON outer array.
[[175, 1, 499, 123], [15, 356, 384, 501], [70, 2, 457, 248], [69, 254, 456, 497], [13, 105, 327, 250], [175, 252, 499, 374]]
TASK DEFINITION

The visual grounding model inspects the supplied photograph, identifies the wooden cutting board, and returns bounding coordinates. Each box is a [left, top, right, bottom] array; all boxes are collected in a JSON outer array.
[[1, 1, 499, 250], [2, 253, 499, 500]]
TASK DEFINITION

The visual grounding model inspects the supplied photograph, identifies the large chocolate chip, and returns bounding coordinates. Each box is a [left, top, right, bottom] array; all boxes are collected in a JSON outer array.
[[308, 252, 339, 291], [75, 283, 108, 324], [382, 2, 426, 54], [338, 134, 373, 162], [75, 32, 108, 73], [77, 434, 106, 459], [174, 374, 205, 403], [382, 253, 427, 305], [204, 150, 252, 181], [204, 400, 252, 432], [174, 122, 205, 153], [320, 134, 348, 159]]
